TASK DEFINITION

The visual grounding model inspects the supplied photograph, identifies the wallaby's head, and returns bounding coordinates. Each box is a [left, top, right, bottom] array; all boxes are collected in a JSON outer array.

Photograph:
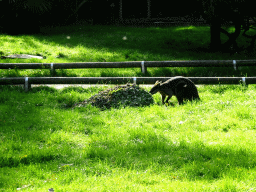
[[149, 81, 162, 95]]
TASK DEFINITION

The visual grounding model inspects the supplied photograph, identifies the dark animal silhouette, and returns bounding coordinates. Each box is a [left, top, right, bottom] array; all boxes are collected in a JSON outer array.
[[149, 76, 200, 105]]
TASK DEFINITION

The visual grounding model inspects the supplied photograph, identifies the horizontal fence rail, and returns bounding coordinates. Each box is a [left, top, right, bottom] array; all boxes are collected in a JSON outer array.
[[1, 60, 256, 74], [0, 77, 253, 92]]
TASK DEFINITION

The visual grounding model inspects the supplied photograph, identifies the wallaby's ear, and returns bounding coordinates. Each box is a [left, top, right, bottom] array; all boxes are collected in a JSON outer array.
[[176, 80, 187, 87], [155, 80, 161, 85]]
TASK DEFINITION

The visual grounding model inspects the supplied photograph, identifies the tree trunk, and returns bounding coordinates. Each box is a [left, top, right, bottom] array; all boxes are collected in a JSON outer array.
[[210, 18, 221, 50], [209, 0, 221, 50], [147, 0, 151, 19], [119, 0, 123, 22]]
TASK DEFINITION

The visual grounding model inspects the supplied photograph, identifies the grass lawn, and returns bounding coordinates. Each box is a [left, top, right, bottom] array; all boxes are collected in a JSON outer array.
[[1, 23, 256, 191], [1, 84, 256, 191]]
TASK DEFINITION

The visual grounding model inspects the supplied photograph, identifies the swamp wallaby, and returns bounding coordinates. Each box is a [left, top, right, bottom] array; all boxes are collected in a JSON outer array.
[[149, 76, 200, 105]]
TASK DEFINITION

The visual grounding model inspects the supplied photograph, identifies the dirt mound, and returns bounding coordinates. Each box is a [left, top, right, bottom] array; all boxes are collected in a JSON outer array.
[[76, 84, 154, 109]]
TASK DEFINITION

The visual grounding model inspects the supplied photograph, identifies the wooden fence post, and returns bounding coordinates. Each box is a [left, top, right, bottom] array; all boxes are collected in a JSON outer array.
[[141, 61, 147, 74], [24, 77, 31, 92], [50, 63, 55, 76]]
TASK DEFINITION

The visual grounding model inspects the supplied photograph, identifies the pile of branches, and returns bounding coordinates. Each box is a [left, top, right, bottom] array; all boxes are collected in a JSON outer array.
[[76, 84, 154, 109]]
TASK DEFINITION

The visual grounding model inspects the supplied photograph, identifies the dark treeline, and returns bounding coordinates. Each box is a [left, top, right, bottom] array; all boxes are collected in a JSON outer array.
[[0, 0, 203, 34], [0, 0, 90, 34]]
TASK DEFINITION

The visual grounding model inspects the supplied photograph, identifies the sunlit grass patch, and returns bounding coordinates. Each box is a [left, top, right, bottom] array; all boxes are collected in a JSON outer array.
[[1, 84, 256, 191]]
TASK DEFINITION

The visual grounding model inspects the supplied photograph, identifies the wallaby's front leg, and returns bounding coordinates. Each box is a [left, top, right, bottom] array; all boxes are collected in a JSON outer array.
[[165, 96, 172, 103], [161, 95, 166, 104]]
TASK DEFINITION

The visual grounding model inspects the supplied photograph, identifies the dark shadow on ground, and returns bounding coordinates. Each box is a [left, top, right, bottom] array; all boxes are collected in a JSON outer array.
[[1, 24, 256, 78], [37, 24, 256, 61]]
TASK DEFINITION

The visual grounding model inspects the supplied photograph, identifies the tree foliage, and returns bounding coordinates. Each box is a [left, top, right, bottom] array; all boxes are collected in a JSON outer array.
[[201, 0, 256, 52], [9, 0, 53, 14], [0, 0, 91, 34]]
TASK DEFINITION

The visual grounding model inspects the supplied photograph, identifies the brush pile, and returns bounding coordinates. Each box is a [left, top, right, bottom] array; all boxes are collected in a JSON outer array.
[[77, 84, 154, 109]]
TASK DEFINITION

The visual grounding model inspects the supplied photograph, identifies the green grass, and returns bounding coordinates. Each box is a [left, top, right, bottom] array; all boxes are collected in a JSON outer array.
[[0, 24, 256, 78], [1, 84, 256, 191], [1, 23, 256, 191]]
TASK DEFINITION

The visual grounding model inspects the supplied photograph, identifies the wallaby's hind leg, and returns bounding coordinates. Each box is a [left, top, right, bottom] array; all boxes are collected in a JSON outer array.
[[177, 97, 184, 105], [176, 92, 184, 105]]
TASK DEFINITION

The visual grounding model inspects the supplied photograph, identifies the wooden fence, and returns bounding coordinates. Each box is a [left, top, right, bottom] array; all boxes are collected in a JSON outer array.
[[0, 60, 256, 91], [0, 77, 253, 92], [1, 60, 256, 75]]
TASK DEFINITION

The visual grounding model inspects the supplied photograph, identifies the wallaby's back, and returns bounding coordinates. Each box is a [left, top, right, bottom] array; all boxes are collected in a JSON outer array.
[[161, 76, 200, 100]]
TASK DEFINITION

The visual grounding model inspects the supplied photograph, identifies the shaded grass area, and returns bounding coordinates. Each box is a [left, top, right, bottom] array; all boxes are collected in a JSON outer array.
[[0, 24, 256, 77], [1, 84, 256, 191]]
